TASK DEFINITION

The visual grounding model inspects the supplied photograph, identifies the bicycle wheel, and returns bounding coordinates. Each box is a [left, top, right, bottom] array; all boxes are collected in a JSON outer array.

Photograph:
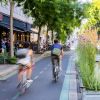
[[17, 82, 26, 95], [54, 66, 59, 82]]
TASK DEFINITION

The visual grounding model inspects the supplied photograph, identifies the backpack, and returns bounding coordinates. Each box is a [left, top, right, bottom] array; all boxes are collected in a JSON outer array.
[[52, 48, 61, 56]]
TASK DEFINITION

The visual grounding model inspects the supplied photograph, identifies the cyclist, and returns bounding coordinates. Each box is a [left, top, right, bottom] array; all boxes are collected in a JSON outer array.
[[51, 39, 63, 79], [17, 42, 34, 86]]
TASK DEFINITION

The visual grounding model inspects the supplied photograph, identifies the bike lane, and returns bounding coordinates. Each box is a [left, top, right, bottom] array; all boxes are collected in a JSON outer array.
[[0, 53, 71, 100]]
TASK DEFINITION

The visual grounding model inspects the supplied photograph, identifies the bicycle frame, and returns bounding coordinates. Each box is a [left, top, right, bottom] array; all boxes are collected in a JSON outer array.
[[53, 59, 59, 82], [17, 65, 28, 94]]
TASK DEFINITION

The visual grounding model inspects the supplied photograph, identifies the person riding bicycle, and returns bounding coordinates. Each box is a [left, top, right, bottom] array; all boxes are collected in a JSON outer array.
[[16, 42, 34, 86], [51, 39, 63, 79]]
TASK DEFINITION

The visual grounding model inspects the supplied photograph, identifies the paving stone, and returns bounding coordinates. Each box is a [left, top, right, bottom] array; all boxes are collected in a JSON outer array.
[[69, 91, 78, 100], [69, 79, 77, 90]]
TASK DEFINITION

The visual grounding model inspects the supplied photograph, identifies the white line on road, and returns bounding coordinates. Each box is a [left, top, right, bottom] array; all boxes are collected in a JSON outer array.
[[11, 92, 20, 100], [40, 71, 44, 74], [34, 75, 39, 80]]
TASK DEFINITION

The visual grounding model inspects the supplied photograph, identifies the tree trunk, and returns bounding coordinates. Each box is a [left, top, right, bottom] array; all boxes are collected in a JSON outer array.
[[46, 26, 49, 48], [51, 30, 54, 44], [37, 26, 41, 53], [10, 0, 14, 57]]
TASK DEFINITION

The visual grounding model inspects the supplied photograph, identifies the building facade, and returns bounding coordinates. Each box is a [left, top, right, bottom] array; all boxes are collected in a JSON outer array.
[[0, 2, 33, 48]]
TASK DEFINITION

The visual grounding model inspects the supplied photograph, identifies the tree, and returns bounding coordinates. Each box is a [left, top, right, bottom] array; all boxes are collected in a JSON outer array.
[[42, 0, 61, 43], [21, 0, 84, 45], [9, 0, 14, 57], [82, 1, 100, 29], [0, 0, 25, 57], [0, 0, 14, 57], [53, 1, 84, 43], [22, 0, 47, 52]]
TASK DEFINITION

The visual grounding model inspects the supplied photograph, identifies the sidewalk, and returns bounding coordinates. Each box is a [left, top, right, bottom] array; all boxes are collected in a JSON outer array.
[[0, 51, 51, 80], [60, 51, 78, 100]]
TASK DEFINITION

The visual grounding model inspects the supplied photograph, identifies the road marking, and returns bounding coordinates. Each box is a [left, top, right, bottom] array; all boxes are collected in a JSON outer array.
[[33, 63, 51, 81], [11, 92, 20, 100], [40, 71, 44, 74], [34, 75, 39, 80]]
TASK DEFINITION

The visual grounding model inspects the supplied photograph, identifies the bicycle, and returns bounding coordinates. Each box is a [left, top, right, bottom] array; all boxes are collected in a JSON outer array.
[[17, 64, 33, 95], [53, 58, 60, 82]]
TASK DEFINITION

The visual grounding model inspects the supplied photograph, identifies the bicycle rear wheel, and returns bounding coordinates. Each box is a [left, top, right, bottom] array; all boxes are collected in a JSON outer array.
[[52, 57, 59, 82], [18, 82, 26, 95], [53, 66, 59, 82]]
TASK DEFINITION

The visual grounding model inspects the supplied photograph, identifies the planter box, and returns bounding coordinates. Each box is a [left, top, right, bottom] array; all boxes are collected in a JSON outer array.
[[76, 64, 100, 100], [82, 91, 100, 100]]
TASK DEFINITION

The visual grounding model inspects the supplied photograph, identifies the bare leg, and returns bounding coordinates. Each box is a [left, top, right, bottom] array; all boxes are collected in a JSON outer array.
[[18, 65, 23, 82], [18, 71, 23, 82], [27, 66, 32, 80]]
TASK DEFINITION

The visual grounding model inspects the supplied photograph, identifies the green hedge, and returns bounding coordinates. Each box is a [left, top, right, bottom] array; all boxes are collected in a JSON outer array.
[[77, 41, 100, 91], [0, 52, 8, 64], [0, 52, 17, 64], [7, 56, 17, 64]]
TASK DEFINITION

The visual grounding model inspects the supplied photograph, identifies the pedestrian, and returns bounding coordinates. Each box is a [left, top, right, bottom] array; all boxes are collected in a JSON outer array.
[[1, 39, 6, 53], [5, 39, 10, 53]]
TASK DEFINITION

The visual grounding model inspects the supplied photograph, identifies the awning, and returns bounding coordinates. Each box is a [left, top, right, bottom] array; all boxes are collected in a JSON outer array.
[[0, 23, 24, 32], [0, 23, 10, 29], [0, 13, 32, 33]]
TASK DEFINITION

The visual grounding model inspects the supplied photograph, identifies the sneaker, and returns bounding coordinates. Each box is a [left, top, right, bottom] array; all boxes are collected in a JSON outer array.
[[27, 79, 33, 83], [26, 79, 33, 88]]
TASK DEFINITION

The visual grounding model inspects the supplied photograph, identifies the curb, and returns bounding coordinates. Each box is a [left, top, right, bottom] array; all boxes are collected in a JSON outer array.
[[60, 52, 78, 100], [0, 51, 51, 80]]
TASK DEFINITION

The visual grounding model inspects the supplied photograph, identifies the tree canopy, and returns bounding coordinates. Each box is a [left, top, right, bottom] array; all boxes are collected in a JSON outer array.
[[0, 0, 85, 44], [82, 0, 100, 29]]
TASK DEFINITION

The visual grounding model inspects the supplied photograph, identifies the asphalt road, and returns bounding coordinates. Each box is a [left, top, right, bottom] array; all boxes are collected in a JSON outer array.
[[0, 54, 70, 100]]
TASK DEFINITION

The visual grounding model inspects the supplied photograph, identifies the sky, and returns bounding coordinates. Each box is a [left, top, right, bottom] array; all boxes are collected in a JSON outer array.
[[78, 0, 92, 3]]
